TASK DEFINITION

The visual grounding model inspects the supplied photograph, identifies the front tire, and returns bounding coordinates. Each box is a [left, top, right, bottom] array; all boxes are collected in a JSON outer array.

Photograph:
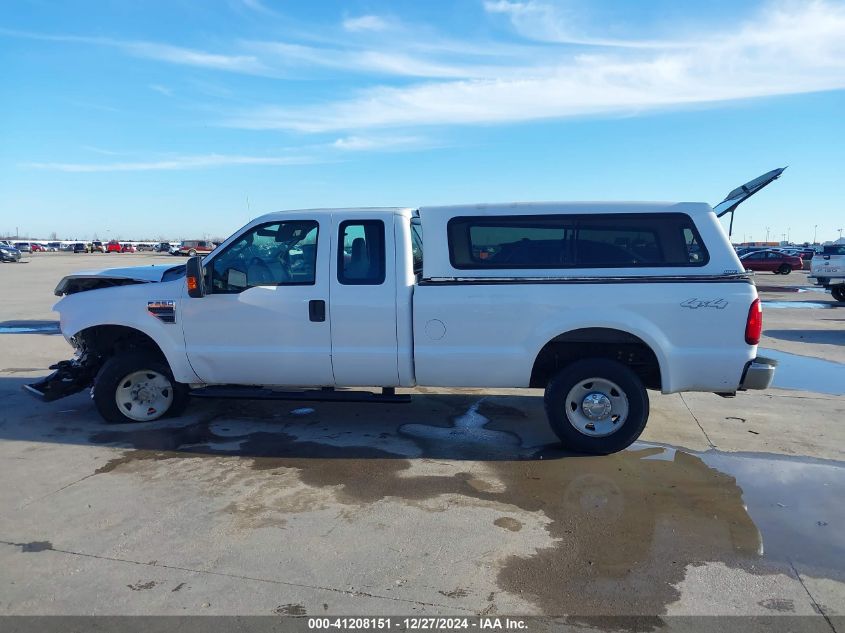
[[93, 352, 189, 423], [778, 264, 792, 274], [544, 359, 649, 454], [832, 286, 845, 302], [188, 249, 197, 257]]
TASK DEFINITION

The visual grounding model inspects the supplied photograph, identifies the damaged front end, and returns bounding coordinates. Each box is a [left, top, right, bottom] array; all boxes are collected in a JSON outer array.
[[23, 337, 99, 402]]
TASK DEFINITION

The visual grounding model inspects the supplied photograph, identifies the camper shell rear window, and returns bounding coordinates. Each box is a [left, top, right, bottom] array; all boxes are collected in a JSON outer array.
[[447, 213, 708, 269]]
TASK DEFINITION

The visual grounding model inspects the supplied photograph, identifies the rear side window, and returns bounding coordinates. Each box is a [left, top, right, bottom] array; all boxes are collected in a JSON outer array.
[[410, 218, 424, 274], [448, 213, 708, 269], [338, 220, 386, 285]]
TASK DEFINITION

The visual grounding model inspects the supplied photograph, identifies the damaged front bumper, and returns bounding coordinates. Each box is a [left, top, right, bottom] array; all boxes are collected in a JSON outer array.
[[23, 352, 97, 402], [739, 356, 778, 391]]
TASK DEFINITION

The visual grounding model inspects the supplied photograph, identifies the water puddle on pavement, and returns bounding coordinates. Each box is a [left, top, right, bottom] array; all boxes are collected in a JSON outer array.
[[762, 301, 831, 309], [0, 320, 61, 334], [5, 387, 836, 616], [759, 348, 845, 395]]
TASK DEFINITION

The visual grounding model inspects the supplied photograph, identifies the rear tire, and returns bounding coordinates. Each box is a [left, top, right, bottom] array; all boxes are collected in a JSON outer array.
[[832, 286, 845, 302], [544, 359, 649, 454], [93, 352, 189, 423], [778, 264, 792, 274], [188, 249, 197, 257]]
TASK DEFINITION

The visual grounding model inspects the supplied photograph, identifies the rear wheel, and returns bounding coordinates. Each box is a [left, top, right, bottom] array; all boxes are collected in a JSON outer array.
[[778, 264, 792, 274], [93, 352, 189, 423], [544, 359, 649, 454], [832, 286, 845, 302], [188, 249, 197, 256]]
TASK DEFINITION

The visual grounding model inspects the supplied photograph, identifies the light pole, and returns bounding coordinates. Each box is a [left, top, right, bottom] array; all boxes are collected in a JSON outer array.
[[765, 226, 770, 243], [787, 228, 791, 244], [814, 225, 818, 244]]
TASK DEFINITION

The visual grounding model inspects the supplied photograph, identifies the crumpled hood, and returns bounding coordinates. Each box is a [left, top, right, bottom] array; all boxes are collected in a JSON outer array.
[[54, 264, 186, 296], [66, 265, 176, 282]]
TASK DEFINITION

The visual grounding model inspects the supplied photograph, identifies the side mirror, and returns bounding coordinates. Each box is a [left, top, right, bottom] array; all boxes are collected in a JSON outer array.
[[186, 256, 206, 298]]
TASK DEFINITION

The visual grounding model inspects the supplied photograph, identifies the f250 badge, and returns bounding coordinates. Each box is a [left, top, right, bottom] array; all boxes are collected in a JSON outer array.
[[681, 298, 728, 310]]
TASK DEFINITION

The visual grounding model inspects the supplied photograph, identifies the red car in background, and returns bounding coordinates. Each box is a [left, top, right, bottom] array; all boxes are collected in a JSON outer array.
[[740, 249, 802, 274], [121, 244, 136, 253], [30, 243, 45, 252], [106, 240, 122, 253]]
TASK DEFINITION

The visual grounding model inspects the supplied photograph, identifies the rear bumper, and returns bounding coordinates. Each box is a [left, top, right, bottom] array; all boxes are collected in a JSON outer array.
[[739, 356, 778, 390]]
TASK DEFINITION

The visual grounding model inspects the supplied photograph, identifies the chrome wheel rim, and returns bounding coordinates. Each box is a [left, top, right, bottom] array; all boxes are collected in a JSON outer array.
[[114, 370, 173, 422], [564, 377, 629, 437]]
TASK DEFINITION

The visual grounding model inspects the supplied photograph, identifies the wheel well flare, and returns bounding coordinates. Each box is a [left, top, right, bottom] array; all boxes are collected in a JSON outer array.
[[530, 327, 661, 390]]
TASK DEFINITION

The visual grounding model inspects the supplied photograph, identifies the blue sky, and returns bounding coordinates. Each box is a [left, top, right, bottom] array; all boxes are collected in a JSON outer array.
[[1, 0, 844, 242]]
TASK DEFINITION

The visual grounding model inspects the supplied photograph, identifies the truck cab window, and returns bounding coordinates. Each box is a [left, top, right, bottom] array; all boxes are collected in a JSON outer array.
[[209, 220, 319, 293], [338, 220, 385, 285], [411, 219, 424, 274]]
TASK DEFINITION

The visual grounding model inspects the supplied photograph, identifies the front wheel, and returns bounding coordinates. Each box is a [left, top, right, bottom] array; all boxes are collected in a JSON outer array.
[[93, 352, 189, 423], [832, 286, 845, 302], [188, 249, 197, 257], [778, 264, 792, 274], [544, 359, 649, 454]]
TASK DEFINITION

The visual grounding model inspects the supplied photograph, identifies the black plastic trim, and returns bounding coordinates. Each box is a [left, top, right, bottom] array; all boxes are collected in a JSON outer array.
[[418, 273, 752, 286]]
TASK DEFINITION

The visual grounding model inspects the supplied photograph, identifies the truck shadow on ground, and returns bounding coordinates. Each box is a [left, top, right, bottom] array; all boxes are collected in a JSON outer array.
[[0, 376, 565, 461]]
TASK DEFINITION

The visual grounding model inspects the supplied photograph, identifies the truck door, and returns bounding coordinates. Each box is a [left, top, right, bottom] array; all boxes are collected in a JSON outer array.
[[329, 214, 399, 386], [181, 216, 334, 386]]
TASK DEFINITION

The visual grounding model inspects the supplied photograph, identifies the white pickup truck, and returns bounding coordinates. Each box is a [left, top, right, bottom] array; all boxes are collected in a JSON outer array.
[[26, 170, 782, 454], [809, 244, 845, 302]]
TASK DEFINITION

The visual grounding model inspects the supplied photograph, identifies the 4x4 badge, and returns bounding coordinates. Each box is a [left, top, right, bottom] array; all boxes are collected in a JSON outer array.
[[681, 298, 728, 310]]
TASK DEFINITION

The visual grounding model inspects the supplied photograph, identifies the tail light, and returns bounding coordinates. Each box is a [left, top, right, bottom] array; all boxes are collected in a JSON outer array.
[[745, 298, 762, 345]]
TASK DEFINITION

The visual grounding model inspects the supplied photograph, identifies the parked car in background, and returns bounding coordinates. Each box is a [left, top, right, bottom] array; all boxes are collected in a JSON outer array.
[[47, 242, 62, 251], [154, 242, 170, 253], [71, 242, 87, 253], [105, 240, 122, 253], [30, 243, 46, 252], [809, 244, 845, 302], [739, 249, 802, 274], [14, 242, 32, 252], [176, 240, 214, 256], [121, 244, 137, 253], [0, 244, 22, 262], [90, 241, 105, 253]]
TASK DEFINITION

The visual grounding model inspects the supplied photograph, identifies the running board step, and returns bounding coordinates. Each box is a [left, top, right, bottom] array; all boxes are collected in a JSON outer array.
[[189, 386, 411, 404]]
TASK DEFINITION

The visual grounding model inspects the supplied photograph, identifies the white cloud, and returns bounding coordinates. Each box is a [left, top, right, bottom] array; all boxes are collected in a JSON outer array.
[[342, 15, 390, 32], [25, 154, 317, 172], [249, 40, 490, 78], [331, 135, 426, 151], [149, 84, 173, 96], [81, 146, 124, 156], [239, 0, 277, 16], [226, 0, 845, 132], [483, 0, 684, 48], [124, 42, 267, 73], [0, 29, 271, 75]]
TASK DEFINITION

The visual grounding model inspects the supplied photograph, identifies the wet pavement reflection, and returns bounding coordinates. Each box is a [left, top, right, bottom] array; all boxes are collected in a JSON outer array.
[[760, 348, 845, 395], [2, 387, 843, 617]]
